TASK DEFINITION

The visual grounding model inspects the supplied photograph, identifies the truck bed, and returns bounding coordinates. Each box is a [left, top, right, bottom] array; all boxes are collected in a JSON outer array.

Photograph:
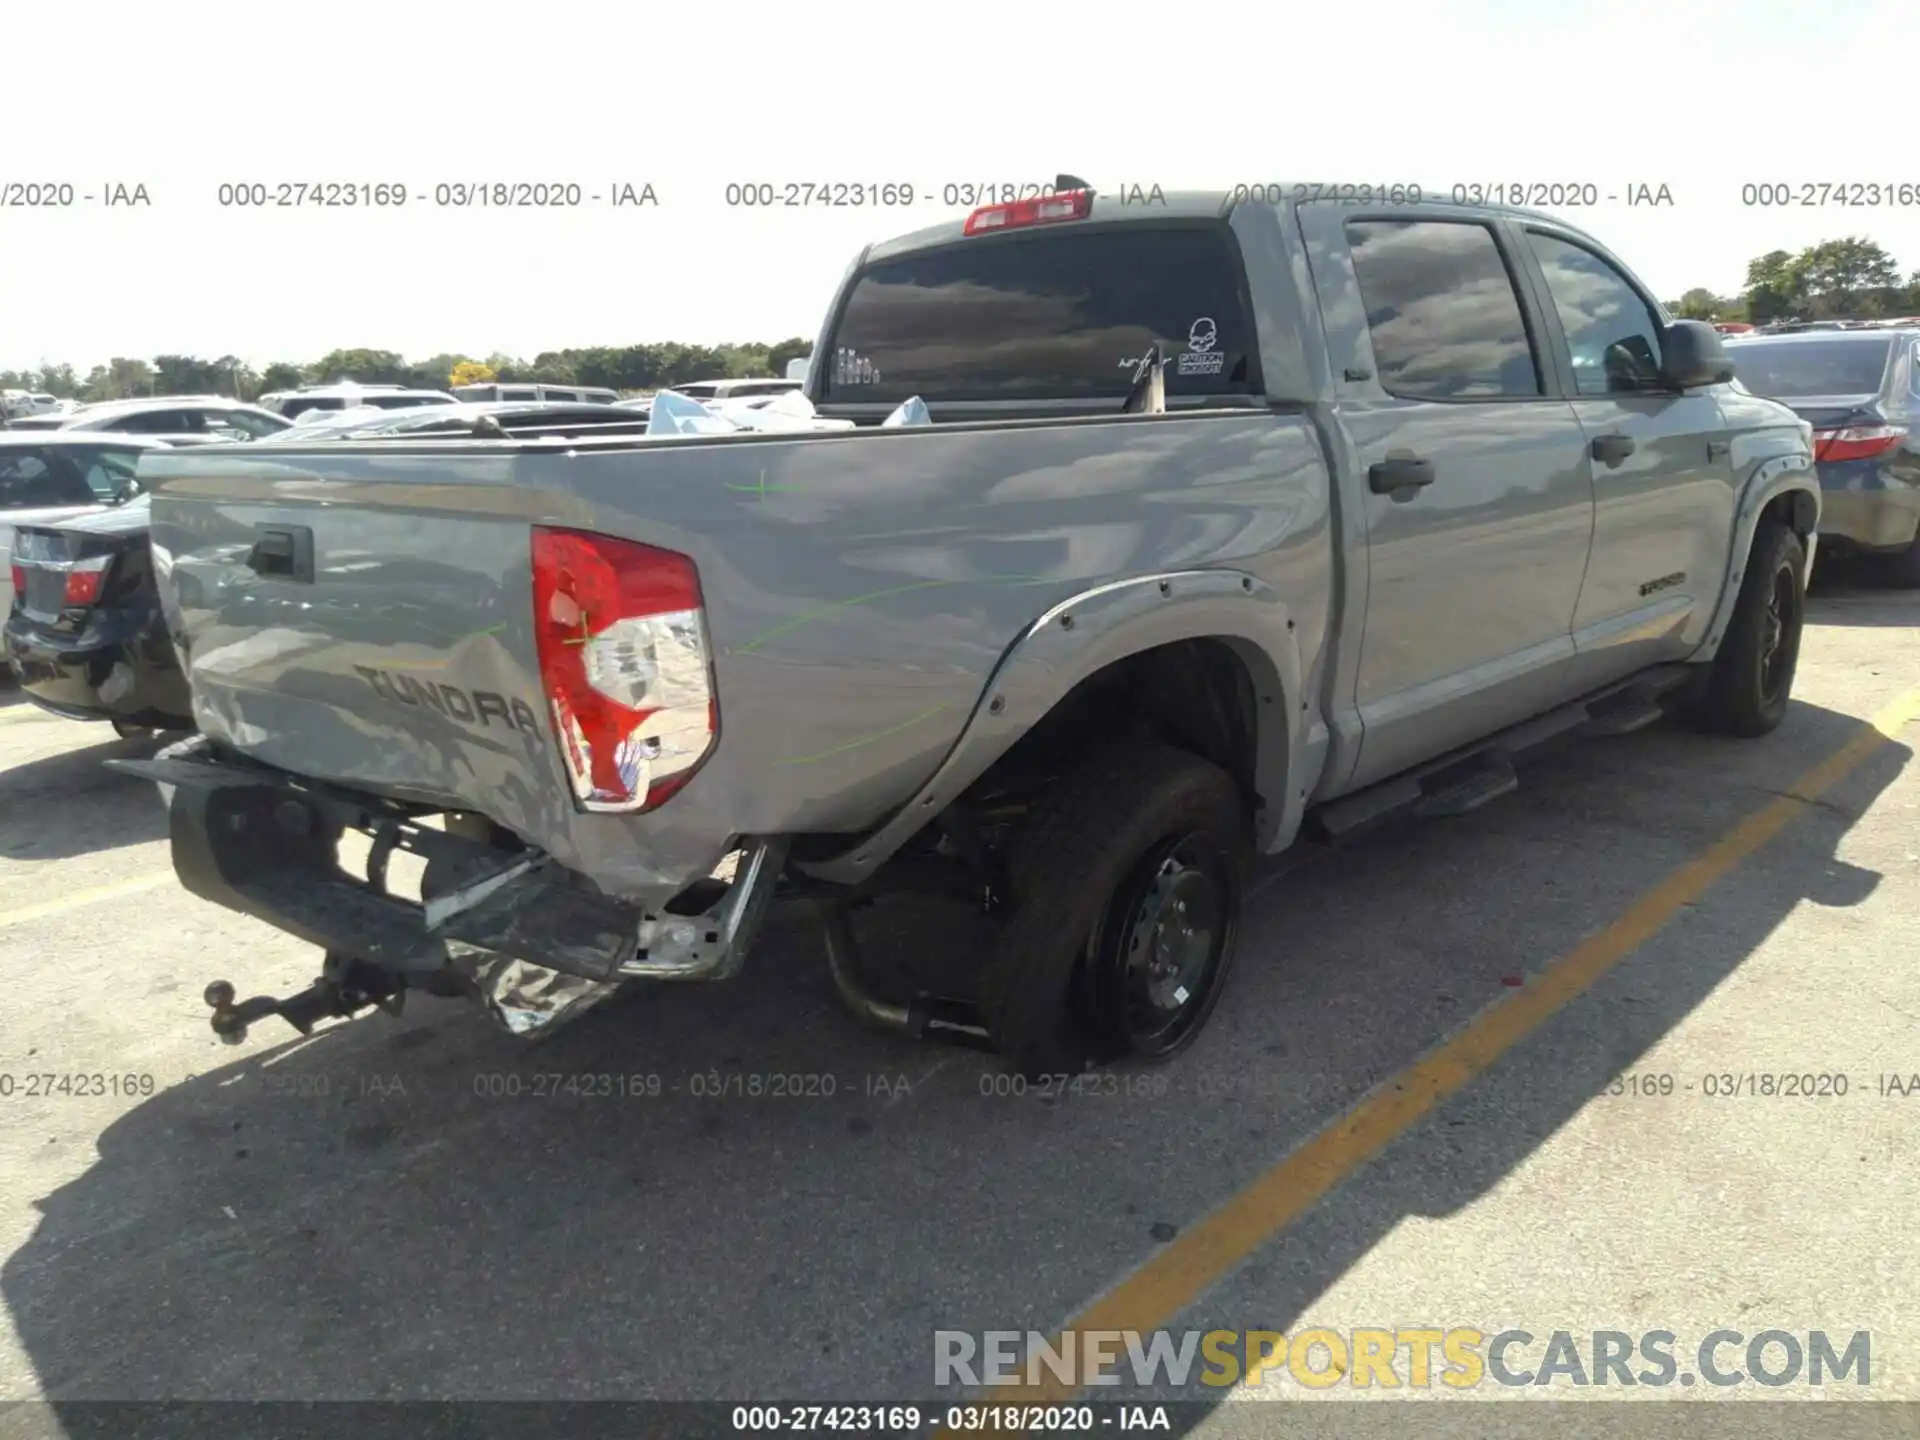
[[143, 411, 1331, 902]]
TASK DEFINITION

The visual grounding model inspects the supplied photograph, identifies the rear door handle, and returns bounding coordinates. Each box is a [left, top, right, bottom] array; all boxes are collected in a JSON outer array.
[[1590, 434, 1636, 466], [247, 524, 314, 582], [1368, 456, 1436, 495]]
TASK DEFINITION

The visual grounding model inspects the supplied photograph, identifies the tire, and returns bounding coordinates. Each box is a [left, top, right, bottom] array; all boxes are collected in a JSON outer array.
[[980, 743, 1250, 1078], [110, 720, 155, 741], [1683, 522, 1806, 738]]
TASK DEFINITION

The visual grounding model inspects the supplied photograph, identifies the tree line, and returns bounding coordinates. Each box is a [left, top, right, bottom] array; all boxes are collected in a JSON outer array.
[[1, 339, 815, 405], [1664, 237, 1919, 324], [8, 236, 1919, 402]]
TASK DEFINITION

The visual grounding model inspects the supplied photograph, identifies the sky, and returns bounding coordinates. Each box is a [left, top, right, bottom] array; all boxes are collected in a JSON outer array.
[[3, 0, 1917, 374]]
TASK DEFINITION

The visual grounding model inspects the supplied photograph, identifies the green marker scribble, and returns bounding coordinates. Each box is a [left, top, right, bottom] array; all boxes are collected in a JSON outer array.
[[724, 468, 801, 499], [775, 702, 954, 766], [733, 572, 1055, 655]]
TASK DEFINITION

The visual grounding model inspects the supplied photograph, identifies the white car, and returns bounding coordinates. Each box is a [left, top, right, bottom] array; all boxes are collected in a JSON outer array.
[[0, 434, 173, 628], [52, 397, 293, 442]]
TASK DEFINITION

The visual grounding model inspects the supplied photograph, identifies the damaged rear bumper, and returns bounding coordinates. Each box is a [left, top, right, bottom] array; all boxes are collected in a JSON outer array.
[[106, 737, 787, 1038]]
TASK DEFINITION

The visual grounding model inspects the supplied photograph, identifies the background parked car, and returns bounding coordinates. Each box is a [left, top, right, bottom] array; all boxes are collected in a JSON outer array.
[[258, 399, 659, 441], [261, 383, 459, 419], [21, 397, 295, 444], [661, 377, 801, 403], [1726, 326, 1920, 581], [449, 382, 618, 405], [1, 434, 170, 630], [4, 491, 193, 737]]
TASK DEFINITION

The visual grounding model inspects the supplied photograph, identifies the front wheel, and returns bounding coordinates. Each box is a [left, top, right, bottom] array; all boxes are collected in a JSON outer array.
[[981, 743, 1250, 1077], [1682, 521, 1806, 738]]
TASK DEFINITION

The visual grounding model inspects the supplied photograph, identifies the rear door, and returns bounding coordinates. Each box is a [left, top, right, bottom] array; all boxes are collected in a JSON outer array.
[[1514, 225, 1738, 678], [1299, 204, 1596, 789]]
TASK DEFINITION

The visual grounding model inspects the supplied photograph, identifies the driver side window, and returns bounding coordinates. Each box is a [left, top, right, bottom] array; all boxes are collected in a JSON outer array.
[[1525, 231, 1665, 396]]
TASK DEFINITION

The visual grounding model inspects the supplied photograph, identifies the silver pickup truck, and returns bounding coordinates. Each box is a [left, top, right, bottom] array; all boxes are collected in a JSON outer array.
[[118, 185, 1820, 1076]]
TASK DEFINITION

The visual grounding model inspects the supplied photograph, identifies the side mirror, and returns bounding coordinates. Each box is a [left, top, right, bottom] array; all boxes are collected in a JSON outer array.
[[1659, 320, 1734, 390]]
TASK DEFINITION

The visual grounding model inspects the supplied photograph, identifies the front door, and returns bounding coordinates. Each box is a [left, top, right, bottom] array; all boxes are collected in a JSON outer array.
[[1516, 226, 1738, 680]]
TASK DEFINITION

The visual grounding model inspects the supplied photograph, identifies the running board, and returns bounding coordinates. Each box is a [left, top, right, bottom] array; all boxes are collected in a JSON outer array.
[[1314, 665, 1692, 840]]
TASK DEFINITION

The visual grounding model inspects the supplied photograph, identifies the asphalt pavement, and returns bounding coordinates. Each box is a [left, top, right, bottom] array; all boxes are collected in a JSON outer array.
[[1, 574, 1917, 1439]]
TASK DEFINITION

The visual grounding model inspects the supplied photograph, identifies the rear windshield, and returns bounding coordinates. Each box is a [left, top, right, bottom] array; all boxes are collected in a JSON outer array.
[[1728, 338, 1893, 397], [822, 224, 1258, 405]]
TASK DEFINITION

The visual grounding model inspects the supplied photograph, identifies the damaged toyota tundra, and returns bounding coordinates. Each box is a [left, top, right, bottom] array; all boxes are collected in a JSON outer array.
[[118, 183, 1820, 1076]]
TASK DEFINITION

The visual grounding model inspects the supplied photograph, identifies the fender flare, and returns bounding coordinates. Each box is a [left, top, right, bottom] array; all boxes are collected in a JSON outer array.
[[790, 569, 1305, 886], [1692, 459, 1819, 666]]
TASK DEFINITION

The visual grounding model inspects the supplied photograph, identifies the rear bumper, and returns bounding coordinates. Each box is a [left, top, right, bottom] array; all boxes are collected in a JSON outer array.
[[106, 737, 787, 988], [3, 610, 193, 729], [1815, 468, 1920, 553]]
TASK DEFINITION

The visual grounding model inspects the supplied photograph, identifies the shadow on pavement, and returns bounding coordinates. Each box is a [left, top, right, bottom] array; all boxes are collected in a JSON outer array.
[[0, 728, 167, 862], [0, 698, 1907, 1431]]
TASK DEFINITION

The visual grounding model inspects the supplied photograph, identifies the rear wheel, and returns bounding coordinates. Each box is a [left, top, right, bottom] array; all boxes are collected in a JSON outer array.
[[980, 744, 1249, 1077], [1682, 521, 1805, 738]]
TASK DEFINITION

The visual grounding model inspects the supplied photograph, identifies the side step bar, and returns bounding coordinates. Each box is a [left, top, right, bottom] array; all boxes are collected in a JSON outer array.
[[1314, 664, 1693, 841]]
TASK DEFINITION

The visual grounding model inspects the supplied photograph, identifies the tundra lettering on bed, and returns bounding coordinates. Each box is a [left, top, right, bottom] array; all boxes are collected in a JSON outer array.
[[353, 664, 542, 736]]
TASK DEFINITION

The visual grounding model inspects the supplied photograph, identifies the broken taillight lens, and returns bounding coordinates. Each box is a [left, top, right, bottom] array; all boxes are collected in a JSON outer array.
[[62, 555, 112, 607], [530, 526, 716, 813]]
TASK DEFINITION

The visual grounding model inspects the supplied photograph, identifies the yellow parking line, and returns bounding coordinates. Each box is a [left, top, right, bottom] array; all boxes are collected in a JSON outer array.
[[941, 685, 1920, 1423], [0, 872, 176, 931]]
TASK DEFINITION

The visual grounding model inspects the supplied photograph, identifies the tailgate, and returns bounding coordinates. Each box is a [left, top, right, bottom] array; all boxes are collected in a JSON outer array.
[[146, 444, 566, 823]]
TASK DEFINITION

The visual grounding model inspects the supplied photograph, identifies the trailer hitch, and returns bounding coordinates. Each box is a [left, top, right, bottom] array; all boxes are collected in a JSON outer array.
[[203, 953, 405, 1044]]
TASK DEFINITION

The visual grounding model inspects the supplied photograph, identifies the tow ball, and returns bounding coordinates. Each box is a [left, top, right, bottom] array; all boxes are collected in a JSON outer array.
[[202, 954, 405, 1044]]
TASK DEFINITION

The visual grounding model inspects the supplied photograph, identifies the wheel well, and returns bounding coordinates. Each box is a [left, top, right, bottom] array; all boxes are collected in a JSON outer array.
[[1762, 489, 1816, 539], [966, 637, 1265, 812]]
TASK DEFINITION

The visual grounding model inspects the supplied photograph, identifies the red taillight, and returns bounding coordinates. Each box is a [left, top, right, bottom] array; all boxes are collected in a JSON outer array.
[[1812, 425, 1907, 462], [530, 526, 716, 814], [962, 188, 1092, 236], [63, 556, 112, 607], [8, 565, 22, 597]]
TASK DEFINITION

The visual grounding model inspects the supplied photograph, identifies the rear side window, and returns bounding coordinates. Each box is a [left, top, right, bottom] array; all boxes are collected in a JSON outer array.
[[1346, 219, 1542, 399], [0, 451, 95, 508], [823, 225, 1259, 405], [110, 409, 205, 434]]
